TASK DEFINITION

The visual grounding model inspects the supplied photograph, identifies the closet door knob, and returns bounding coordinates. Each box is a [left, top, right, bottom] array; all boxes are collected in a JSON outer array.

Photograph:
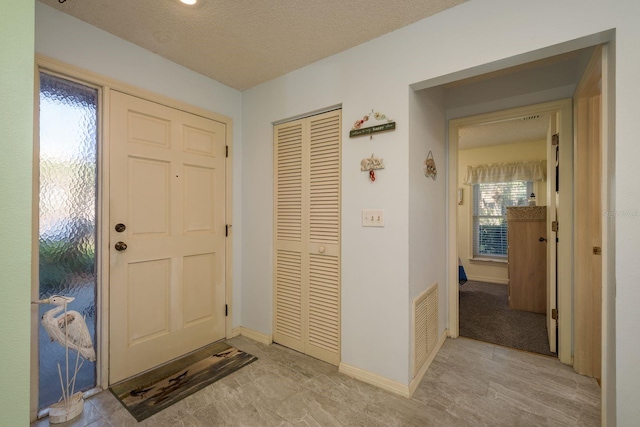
[[318, 246, 325, 254]]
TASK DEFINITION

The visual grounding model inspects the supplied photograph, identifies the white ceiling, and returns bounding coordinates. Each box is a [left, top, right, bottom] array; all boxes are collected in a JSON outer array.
[[458, 114, 550, 150], [40, 0, 467, 91]]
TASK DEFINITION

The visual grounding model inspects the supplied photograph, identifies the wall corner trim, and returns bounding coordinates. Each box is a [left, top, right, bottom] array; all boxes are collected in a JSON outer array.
[[233, 326, 273, 346], [338, 363, 410, 398], [409, 330, 448, 397]]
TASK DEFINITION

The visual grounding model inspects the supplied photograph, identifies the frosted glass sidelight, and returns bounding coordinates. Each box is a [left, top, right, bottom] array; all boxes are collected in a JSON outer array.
[[38, 73, 98, 409]]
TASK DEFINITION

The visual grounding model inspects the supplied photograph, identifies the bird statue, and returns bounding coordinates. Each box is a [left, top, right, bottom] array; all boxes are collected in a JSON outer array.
[[34, 295, 96, 362], [32, 295, 96, 423]]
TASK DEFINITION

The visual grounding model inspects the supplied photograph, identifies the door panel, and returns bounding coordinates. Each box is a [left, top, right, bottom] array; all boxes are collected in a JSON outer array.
[[110, 91, 226, 383], [306, 112, 341, 365], [574, 46, 603, 378], [274, 121, 305, 352], [128, 259, 171, 343], [130, 158, 170, 235]]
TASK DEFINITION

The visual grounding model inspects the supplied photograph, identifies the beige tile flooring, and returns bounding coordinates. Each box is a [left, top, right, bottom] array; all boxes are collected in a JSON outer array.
[[32, 336, 600, 426]]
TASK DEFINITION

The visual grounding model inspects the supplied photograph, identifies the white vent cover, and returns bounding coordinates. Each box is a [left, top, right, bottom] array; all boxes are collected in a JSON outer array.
[[413, 283, 438, 377]]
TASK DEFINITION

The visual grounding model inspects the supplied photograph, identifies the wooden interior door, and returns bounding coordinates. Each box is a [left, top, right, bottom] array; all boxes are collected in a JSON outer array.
[[273, 110, 341, 366], [507, 207, 547, 314], [573, 47, 603, 379], [546, 114, 558, 353], [109, 91, 227, 383]]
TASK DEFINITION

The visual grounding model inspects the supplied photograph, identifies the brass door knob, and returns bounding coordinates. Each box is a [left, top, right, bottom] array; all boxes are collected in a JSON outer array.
[[115, 241, 128, 251]]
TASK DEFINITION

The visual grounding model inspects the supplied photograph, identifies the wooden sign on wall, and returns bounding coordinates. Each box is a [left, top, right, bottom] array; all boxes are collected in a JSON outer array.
[[350, 110, 396, 138]]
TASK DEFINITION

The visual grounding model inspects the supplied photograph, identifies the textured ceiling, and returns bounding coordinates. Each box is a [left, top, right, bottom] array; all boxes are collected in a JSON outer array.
[[40, 0, 467, 91], [458, 114, 551, 150]]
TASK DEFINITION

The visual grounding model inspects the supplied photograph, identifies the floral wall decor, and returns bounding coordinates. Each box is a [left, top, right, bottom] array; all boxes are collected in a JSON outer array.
[[424, 151, 437, 180], [361, 153, 385, 182], [350, 109, 396, 139]]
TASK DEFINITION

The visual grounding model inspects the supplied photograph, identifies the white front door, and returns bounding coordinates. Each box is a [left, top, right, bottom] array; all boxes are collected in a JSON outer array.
[[109, 91, 226, 383]]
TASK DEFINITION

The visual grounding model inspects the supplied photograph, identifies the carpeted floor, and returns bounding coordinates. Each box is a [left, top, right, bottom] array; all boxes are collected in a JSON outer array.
[[459, 280, 555, 356]]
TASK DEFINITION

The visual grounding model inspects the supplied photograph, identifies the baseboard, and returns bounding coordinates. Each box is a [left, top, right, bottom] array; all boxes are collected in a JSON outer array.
[[409, 330, 447, 397], [338, 363, 410, 398], [230, 326, 242, 338], [467, 275, 508, 285], [231, 326, 273, 346]]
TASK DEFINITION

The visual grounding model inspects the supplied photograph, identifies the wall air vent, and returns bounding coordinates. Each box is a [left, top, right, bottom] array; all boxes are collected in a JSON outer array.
[[413, 283, 438, 377]]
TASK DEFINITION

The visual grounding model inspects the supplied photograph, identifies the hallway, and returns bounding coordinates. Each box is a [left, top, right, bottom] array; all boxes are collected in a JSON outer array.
[[32, 336, 600, 426]]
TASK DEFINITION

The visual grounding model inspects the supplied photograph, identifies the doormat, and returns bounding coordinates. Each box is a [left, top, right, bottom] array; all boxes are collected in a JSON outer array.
[[110, 341, 257, 422]]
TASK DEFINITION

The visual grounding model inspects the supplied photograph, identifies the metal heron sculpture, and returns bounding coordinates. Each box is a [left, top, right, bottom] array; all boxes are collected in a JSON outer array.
[[33, 295, 95, 423]]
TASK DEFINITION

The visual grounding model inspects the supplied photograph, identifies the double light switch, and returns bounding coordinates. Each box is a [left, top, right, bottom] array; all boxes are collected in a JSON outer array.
[[362, 209, 384, 227]]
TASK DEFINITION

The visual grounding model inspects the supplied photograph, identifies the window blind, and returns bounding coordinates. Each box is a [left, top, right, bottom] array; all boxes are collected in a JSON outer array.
[[472, 181, 533, 258]]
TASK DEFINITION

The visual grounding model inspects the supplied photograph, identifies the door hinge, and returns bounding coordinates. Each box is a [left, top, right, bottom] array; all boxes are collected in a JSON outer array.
[[226, 145, 229, 158], [552, 133, 559, 146], [552, 221, 558, 232], [225, 224, 229, 237], [593, 246, 602, 255], [225, 304, 228, 317], [552, 308, 558, 320]]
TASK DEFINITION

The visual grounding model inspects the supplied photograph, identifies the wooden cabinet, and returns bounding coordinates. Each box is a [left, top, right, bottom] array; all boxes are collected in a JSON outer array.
[[507, 206, 547, 314]]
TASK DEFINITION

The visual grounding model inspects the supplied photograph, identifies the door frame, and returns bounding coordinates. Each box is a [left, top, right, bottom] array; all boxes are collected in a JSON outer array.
[[447, 99, 573, 365], [31, 55, 234, 418]]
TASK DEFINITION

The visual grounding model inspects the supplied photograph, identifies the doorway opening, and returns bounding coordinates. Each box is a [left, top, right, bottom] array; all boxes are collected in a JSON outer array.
[[452, 105, 563, 357]]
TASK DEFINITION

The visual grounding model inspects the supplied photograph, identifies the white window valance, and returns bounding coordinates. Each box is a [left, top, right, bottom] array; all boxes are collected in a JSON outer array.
[[463, 161, 546, 185]]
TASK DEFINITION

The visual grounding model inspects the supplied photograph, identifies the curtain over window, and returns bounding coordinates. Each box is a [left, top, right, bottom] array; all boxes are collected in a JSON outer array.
[[463, 161, 546, 185]]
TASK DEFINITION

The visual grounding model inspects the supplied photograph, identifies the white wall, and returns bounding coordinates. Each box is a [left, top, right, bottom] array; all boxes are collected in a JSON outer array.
[[444, 53, 590, 118], [408, 88, 447, 353], [35, 2, 245, 327], [242, 0, 640, 419], [241, 55, 412, 384]]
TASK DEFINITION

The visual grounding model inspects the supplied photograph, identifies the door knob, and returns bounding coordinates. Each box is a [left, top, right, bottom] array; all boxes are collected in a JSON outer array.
[[115, 241, 128, 251], [538, 237, 547, 242], [318, 246, 326, 254], [115, 223, 126, 232]]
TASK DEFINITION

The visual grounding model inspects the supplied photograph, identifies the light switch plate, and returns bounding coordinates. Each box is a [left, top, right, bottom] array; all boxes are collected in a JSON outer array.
[[362, 209, 384, 227]]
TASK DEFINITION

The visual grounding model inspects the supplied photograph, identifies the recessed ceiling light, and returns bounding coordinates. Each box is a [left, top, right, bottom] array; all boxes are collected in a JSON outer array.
[[179, 0, 197, 5]]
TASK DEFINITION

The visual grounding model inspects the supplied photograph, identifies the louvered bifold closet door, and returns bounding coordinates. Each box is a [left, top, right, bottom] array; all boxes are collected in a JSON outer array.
[[273, 109, 341, 366], [306, 111, 341, 365], [273, 121, 305, 353]]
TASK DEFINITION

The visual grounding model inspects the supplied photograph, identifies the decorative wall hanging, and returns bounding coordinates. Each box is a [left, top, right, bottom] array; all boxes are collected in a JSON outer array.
[[361, 153, 385, 182], [350, 109, 396, 139], [424, 151, 437, 180]]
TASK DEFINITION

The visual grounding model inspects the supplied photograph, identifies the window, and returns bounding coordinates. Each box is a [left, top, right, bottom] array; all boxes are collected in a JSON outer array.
[[38, 72, 98, 409], [472, 181, 532, 259]]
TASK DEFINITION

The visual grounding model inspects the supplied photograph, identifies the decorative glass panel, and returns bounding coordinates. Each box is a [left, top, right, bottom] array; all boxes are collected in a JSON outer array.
[[38, 73, 98, 409]]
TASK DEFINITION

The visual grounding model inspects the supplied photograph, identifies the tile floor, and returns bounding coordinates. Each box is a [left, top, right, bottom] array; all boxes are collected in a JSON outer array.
[[32, 336, 600, 426]]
